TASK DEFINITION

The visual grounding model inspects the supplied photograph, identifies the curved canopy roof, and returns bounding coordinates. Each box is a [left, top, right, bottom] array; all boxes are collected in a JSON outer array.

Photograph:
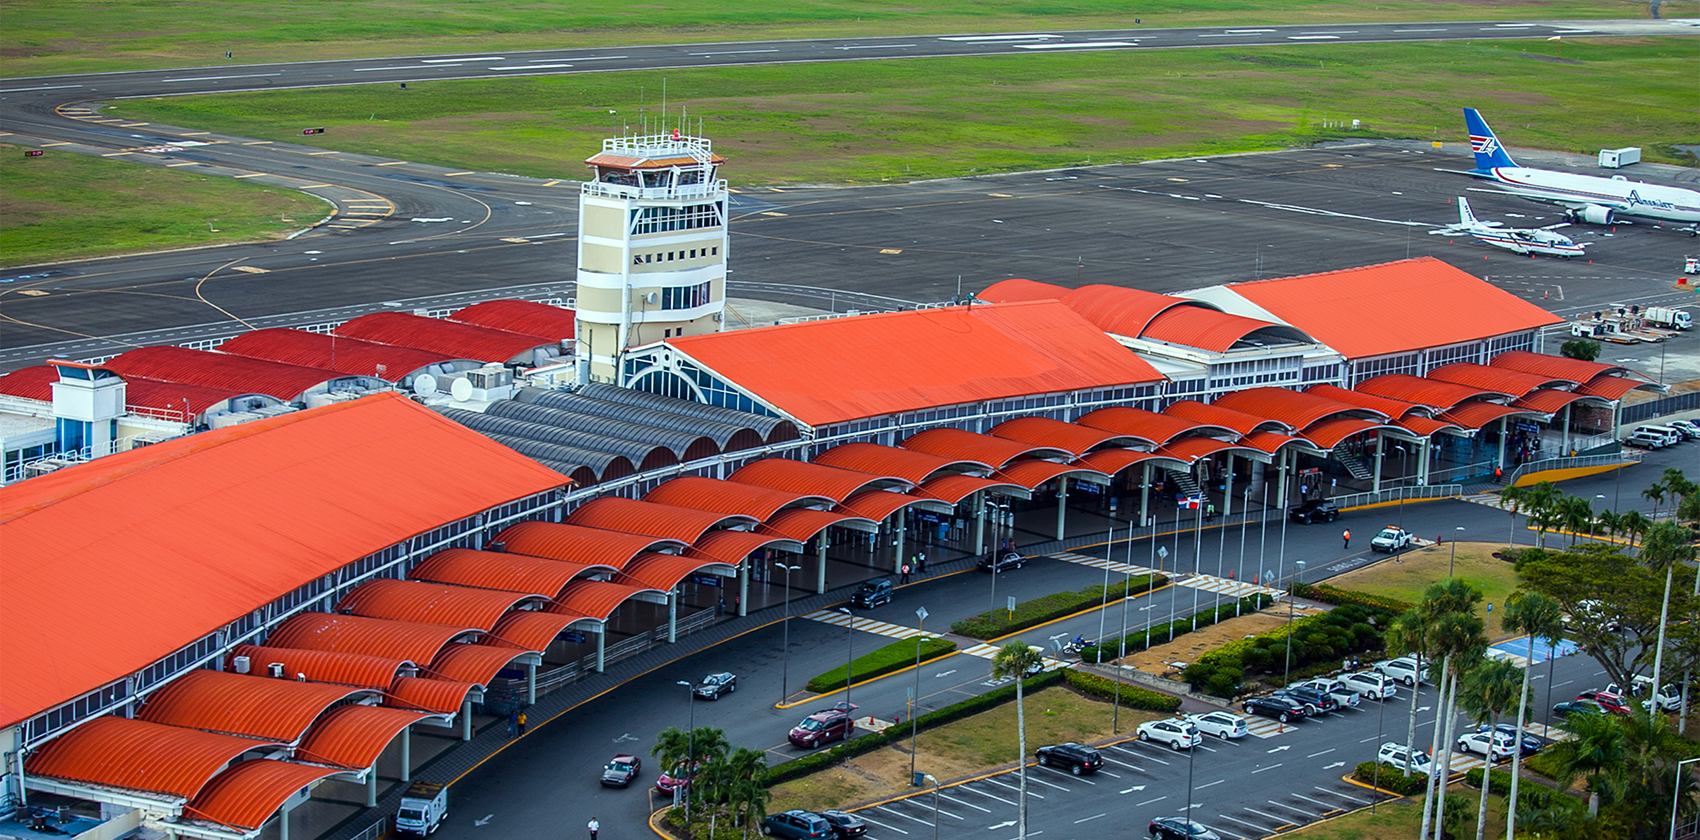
[[1076, 448, 1187, 478], [1138, 305, 1312, 352], [1239, 430, 1312, 456], [429, 643, 530, 685], [219, 329, 456, 381], [100, 345, 351, 403], [978, 278, 1069, 304], [387, 676, 478, 715], [489, 610, 591, 651], [338, 578, 542, 632], [759, 508, 876, 541], [266, 612, 478, 665], [490, 521, 683, 570], [815, 442, 978, 484], [1154, 436, 1264, 463], [1394, 415, 1463, 437], [229, 645, 408, 691], [295, 703, 430, 769], [995, 459, 1107, 490], [1513, 389, 1590, 414], [578, 383, 799, 445], [0, 365, 57, 400], [1489, 350, 1631, 384], [1216, 387, 1384, 430], [567, 496, 756, 544], [450, 409, 681, 473], [988, 416, 1143, 456], [688, 530, 804, 565], [518, 388, 766, 453], [1439, 401, 1533, 430], [551, 580, 663, 621], [25, 715, 282, 801], [1427, 363, 1566, 399], [335, 311, 559, 364], [1300, 418, 1399, 450], [449, 299, 576, 341], [186, 758, 343, 831], [487, 399, 719, 463], [410, 547, 611, 599], [646, 476, 828, 520], [902, 427, 1064, 466], [136, 669, 369, 744], [916, 473, 1032, 504], [1076, 406, 1213, 446], [731, 458, 906, 501], [1164, 400, 1288, 436], [1058, 285, 1203, 338], [1575, 375, 1648, 401], [840, 489, 946, 521], [1306, 384, 1427, 420], [1355, 374, 1507, 409], [619, 552, 737, 591], [481, 433, 636, 482]]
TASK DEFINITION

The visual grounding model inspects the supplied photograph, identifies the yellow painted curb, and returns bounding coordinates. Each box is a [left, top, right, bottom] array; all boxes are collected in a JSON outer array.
[[1340, 495, 1459, 512], [1340, 773, 1414, 798], [648, 804, 675, 840], [775, 646, 969, 710], [1511, 462, 1629, 487]]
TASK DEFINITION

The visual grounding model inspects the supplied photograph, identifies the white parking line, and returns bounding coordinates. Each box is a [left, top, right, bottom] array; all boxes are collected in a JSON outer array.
[[1243, 807, 1290, 825], [1025, 774, 1071, 792], [1291, 793, 1337, 810], [1308, 748, 1336, 758], [1196, 779, 1226, 790], [1134, 795, 1168, 807], [856, 814, 909, 835], [958, 784, 1017, 807], [1251, 762, 1284, 774], [1214, 814, 1276, 833], [1312, 786, 1366, 804], [1100, 754, 1144, 772], [940, 794, 989, 813], [1074, 814, 1107, 824], [875, 806, 932, 826], [1115, 744, 1172, 765], [982, 777, 1044, 799], [1036, 765, 1095, 784], [1097, 770, 1122, 778], [1266, 800, 1316, 817]]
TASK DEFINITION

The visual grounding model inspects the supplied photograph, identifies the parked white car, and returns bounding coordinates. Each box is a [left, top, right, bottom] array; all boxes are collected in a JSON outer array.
[[1340, 670, 1397, 700], [1137, 718, 1203, 751], [1607, 677, 1684, 712], [1378, 742, 1434, 775], [1295, 677, 1362, 709], [1186, 711, 1249, 740], [1456, 730, 1517, 761], [1373, 656, 1427, 686]]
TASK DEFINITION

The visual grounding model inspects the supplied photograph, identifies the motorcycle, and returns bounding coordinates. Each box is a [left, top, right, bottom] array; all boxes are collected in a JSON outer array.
[[1062, 635, 1092, 654]]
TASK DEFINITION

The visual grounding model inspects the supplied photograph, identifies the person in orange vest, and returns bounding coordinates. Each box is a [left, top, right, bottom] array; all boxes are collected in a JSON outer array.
[[1342, 529, 1352, 549], [1493, 465, 1503, 484]]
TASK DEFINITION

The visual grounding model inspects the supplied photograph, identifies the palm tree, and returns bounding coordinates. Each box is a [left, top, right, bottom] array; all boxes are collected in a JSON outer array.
[[1593, 509, 1621, 544], [990, 641, 1044, 840], [1547, 711, 1629, 818], [1556, 494, 1593, 546], [720, 747, 771, 837], [1518, 482, 1559, 548], [1424, 610, 1489, 840], [1500, 484, 1527, 549], [1643, 479, 1668, 520], [1618, 508, 1650, 548], [1662, 468, 1695, 512], [652, 725, 692, 779], [1641, 520, 1698, 722], [1455, 658, 1527, 840], [1386, 609, 1434, 779], [1501, 590, 1563, 840]]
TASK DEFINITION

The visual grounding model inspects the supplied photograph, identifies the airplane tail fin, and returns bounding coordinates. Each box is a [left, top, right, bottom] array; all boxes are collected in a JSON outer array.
[[1464, 108, 1519, 171], [1458, 196, 1477, 226]]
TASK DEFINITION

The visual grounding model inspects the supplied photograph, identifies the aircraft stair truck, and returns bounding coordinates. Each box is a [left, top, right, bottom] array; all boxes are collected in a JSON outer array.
[[397, 781, 447, 835], [1644, 306, 1692, 330]]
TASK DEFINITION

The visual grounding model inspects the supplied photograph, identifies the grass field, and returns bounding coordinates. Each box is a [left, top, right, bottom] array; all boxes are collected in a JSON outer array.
[[1328, 541, 1522, 639], [0, 0, 1661, 77], [0, 143, 328, 267], [101, 37, 1700, 189], [1284, 783, 1509, 839]]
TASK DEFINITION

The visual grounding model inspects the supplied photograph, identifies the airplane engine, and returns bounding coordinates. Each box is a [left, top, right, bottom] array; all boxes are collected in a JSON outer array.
[[1577, 205, 1615, 225]]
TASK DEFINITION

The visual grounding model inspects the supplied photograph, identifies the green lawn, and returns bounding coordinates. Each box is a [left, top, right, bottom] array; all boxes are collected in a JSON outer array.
[[1328, 541, 1522, 639], [0, 0, 1660, 76], [0, 143, 328, 267], [1285, 785, 1508, 840], [806, 637, 956, 693]]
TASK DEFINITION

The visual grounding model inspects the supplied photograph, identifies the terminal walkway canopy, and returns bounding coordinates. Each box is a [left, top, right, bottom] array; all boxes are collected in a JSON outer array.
[[645, 475, 833, 519], [388, 676, 480, 715], [1426, 363, 1569, 399], [135, 669, 372, 745], [410, 547, 616, 598], [759, 507, 878, 541], [1306, 384, 1431, 421], [567, 496, 758, 543], [901, 427, 1064, 467], [1488, 350, 1644, 384], [265, 612, 480, 666], [185, 758, 345, 832], [337, 578, 547, 632], [489, 521, 686, 569], [227, 645, 411, 692], [987, 416, 1144, 456], [815, 442, 988, 485], [26, 715, 284, 802], [915, 473, 1033, 505], [551, 580, 668, 621], [578, 382, 799, 445], [1164, 399, 1290, 436], [1355, 374, 1509, 410], [731, 457, 909, 500], [430, 642, 535, 686], [1214, 387, 1386, 431], [1076, 406, 1219, 446], [295, 703, 431, 770], [688, 530, 805, 565]]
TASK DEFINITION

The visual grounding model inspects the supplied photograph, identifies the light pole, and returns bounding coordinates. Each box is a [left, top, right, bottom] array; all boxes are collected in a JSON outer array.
[[1448, 526, 1465, 577], [675, 679, 696, 816], [775, 562, 801, 703], [1236, 487, 1251, 616], [837, 607, 855, 711], [910, 606, 929, 784], [1097, 529, 1113, 646], [1115, 524, 1133, 733], [1283, 561, 1307, 687], [924, 773, 941, 840], [1671, 757, 1700, 840]]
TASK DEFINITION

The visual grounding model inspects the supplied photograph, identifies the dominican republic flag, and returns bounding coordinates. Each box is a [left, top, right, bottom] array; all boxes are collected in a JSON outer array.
[[1181, 495, 1203, 510]]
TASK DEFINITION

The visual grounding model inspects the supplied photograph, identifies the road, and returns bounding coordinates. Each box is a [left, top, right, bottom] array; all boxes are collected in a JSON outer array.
[[429, 443, 1690, 840]]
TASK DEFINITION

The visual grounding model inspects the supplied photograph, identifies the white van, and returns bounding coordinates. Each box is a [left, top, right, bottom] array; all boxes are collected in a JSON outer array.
[[1632, 425, 1684, 446]]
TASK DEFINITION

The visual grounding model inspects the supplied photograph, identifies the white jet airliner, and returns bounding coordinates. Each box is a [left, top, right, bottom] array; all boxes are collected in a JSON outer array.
[[1461, 108, 1700, 233], [1430, 196, 1586, 258]]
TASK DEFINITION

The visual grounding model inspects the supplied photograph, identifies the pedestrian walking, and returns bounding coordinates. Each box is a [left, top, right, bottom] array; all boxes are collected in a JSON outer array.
[[900, 563, 911, 584], [1493, 465, 1503, 484], [915, 551, 926, 574], [1205, 503, 1216, 522], [1342, 529, 1351, 549], [588, 818, 600, 840], [717, 596, 725, 617], [507, 710, 518, 737], [516, 711, 527, 735]]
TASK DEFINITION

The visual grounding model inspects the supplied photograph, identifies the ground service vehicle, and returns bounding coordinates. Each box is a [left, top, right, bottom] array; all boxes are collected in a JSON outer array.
[[1644, 307, 1693, 329], [601, 754, 642, 787], [1187, 711, 1249, 740], [1288, 499, 1338, 524], [396, 781, 447, 835], [1150, 817, 1222, 840], [1034, 742, 1104, 774], [1370, 526, 1414, 552], [1137, 719, 1202, 750], [851, 578, 893, 608], [763, 811, 834, 840]]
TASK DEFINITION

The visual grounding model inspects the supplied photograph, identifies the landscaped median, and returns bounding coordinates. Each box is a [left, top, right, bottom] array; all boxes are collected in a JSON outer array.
[[1079, 593, 1274, 663], [805, 637, 957, 694], [950, 572, 1165, 639]]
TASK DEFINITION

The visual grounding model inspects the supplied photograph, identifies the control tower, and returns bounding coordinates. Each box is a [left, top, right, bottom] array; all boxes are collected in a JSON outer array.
[[575, 131, 729, 385]]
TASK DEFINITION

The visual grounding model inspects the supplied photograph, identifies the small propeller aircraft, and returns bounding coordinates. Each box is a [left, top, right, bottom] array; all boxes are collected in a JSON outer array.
[[1430, 196, 1587, 258]]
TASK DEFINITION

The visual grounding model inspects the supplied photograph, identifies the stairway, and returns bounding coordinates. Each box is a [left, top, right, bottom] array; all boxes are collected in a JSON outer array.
[[1334, 451, 1373, 481], [1162, 467, 1200, 497]]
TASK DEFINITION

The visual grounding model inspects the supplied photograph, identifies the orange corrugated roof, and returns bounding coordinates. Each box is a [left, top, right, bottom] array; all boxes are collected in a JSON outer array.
[[187, 759, 342, 831], [902, 427, 1062, 467], [1077, 406, 1210, 445], [1215, 387, 1383, 430], [0, 366, 255, 421], [1239, 431, 1310, 455], [1307, 384, 1426, 420], [1575, 375, 1645, 401], [1225, 258, 1564, 359], [337, 578, 540, 632], [295, 704, 429, 769], [979, 278, 1069, 303], [386, 676, 476, 714], [1059, 286, 1201, 339], [989, 417, 1142, 456], [815, 443, 969, 484], [1139, 306, 1296, 352], [229, 645, 408, 691], [449, 299, 576, 341], [645, 476, 827, 520], [758, 508, 873, 542], [265, 612, 476, 665], [101, 345, 347, 402], [219, 328, 455, 381], [136, 669, 368, 744], [410, 548, 610, 598], [0, 393, 565, 728], [1394, 415, 1462, 437], [687, 530, 800, 566], [838, 489, 937, 521], [730, 458, 900, 502], [25, 716, 283, 800], [1165, 400, 1288, 436], [428, 643, 527, 685], [1356, 374, 1505, 409], [995, 460, 1105, 490], [1513, 389, 1588, 414], [916, 474, 1029, 505], [0, 365, 57, 400], [567, 496, 755, 543], [551, 580, 658, 621], [1489, 350, 1628, 384], [489, 610, 586, 651], [1155, 437, 1251, 463], [490, 521, 683, 569], [666, 301, 1163, 426], [1076, 449, 1181, 478], [1300, 418, 1390, 449], [335, 312, 558, 364], [619, 552, 735, 592], [1439, 401, 1529, 430], [1428, 363, 1564, 399]]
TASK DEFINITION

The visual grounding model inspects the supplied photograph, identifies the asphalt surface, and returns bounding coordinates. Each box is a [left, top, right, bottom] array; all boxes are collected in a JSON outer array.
[[427, 443, 1692, 840]]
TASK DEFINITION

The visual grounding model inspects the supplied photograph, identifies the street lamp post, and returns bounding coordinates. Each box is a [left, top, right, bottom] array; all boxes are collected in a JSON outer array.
[[675, 680, 696, 816], [775, 562, 801, 703], [1284, 561, 1308, 687], [1449, 526, 1465, 577], [911, 606, 929, 783], [924, 774, 941, 840], [1236, 487, 1251, 616]]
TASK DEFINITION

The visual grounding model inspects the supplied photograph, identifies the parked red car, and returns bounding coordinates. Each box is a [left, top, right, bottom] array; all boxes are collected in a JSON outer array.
[[789, 703, 857, 749]]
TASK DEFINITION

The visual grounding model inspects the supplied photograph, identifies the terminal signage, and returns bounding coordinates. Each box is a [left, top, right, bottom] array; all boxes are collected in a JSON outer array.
[[691, 574, 722, 588]]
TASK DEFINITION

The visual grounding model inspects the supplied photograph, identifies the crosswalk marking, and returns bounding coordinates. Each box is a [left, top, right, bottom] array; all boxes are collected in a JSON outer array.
[[1462, 492, 1513, 510], [1176, 574, 1282, 599], [960, 643, 1069, 673], [1052, 551, 1159, 577], [801, 609, 938, 641]]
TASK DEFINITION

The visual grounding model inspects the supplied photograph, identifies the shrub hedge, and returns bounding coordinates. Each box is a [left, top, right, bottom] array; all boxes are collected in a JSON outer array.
[[1523, 750, 1565, 779], [806, 637, 957, 693], [1463, 767, 1581, 815], [1290, 581, 1413, 613], [1354, 760, 1429, 795], [1061, 669, 1182, 712], [1184, 601, 1399, 698], [1078, 593, 1274, 663], [951, 574, 1165, 639], [764, 670, 1065, 787]]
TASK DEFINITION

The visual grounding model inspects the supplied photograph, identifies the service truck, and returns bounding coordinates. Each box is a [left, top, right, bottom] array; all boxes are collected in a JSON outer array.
[[396, 781, 447, 835], [1643, 307, 1692, 330]]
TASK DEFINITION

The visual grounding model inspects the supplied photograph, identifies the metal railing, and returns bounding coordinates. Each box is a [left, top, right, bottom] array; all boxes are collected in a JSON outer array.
[[1505, 451, 1636, 486], [1329, 483, 1465, 511], [347, 817, 387, 840]]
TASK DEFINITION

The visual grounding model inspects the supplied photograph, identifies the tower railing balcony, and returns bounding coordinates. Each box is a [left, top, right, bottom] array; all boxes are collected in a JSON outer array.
[[580, 179, 727, 201]]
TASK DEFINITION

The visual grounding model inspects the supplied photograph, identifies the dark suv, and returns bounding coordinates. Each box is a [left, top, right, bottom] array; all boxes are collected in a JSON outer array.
[[1034, 742, 1103, 775], [789, 704, 857, 748], [1274, 686, 1339, 716], [762, 811, 833, 840], [1288, 499, 1338, 524], [851, 578, 893, 608]]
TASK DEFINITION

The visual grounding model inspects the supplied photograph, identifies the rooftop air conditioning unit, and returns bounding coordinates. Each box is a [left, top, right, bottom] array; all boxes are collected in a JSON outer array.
[[267, 663, 285, 679], [233, 656, 251, 674]]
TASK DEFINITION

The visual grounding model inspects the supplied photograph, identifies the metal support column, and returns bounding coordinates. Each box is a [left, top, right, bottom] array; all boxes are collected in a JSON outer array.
[[817, 536, 829, 594], [1561, 404, 1572, 454], [974, 491, 987, 556], [1497, 417, 1509, 468], [1276, 451, 1291, 509], [1418, 438, 1432, 486], [596, 628, 606, 673], [738, 563, 749, 617], [1055, 478, 1068, 540], [1222, 455, 1234, 517], [1372, 434, 1384, 494], [527, 663, 537, 705], [461, 700, 472, 741], [367, 768, 378, 807], [401, 728, 412, 782], [893, 521, 906, 574], [667, 588, 678, 643], [1139, 464, 1151, 527]]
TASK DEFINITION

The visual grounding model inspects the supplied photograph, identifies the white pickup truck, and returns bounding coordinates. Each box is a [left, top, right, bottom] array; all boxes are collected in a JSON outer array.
[[397, 781, 447, 835]]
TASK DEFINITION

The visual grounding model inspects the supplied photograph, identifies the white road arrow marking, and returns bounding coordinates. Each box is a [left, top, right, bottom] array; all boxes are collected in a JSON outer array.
[[1120, 785, 1147, 794], [936, 670, 958, 678], [1268, 745, 1291, 753], [1325, 761, 1346, 769], [476, 815, 494, 826], [614, 733, 638, 743], [1419, 706, 1432, 712], [989, 820, 1017, 830]]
